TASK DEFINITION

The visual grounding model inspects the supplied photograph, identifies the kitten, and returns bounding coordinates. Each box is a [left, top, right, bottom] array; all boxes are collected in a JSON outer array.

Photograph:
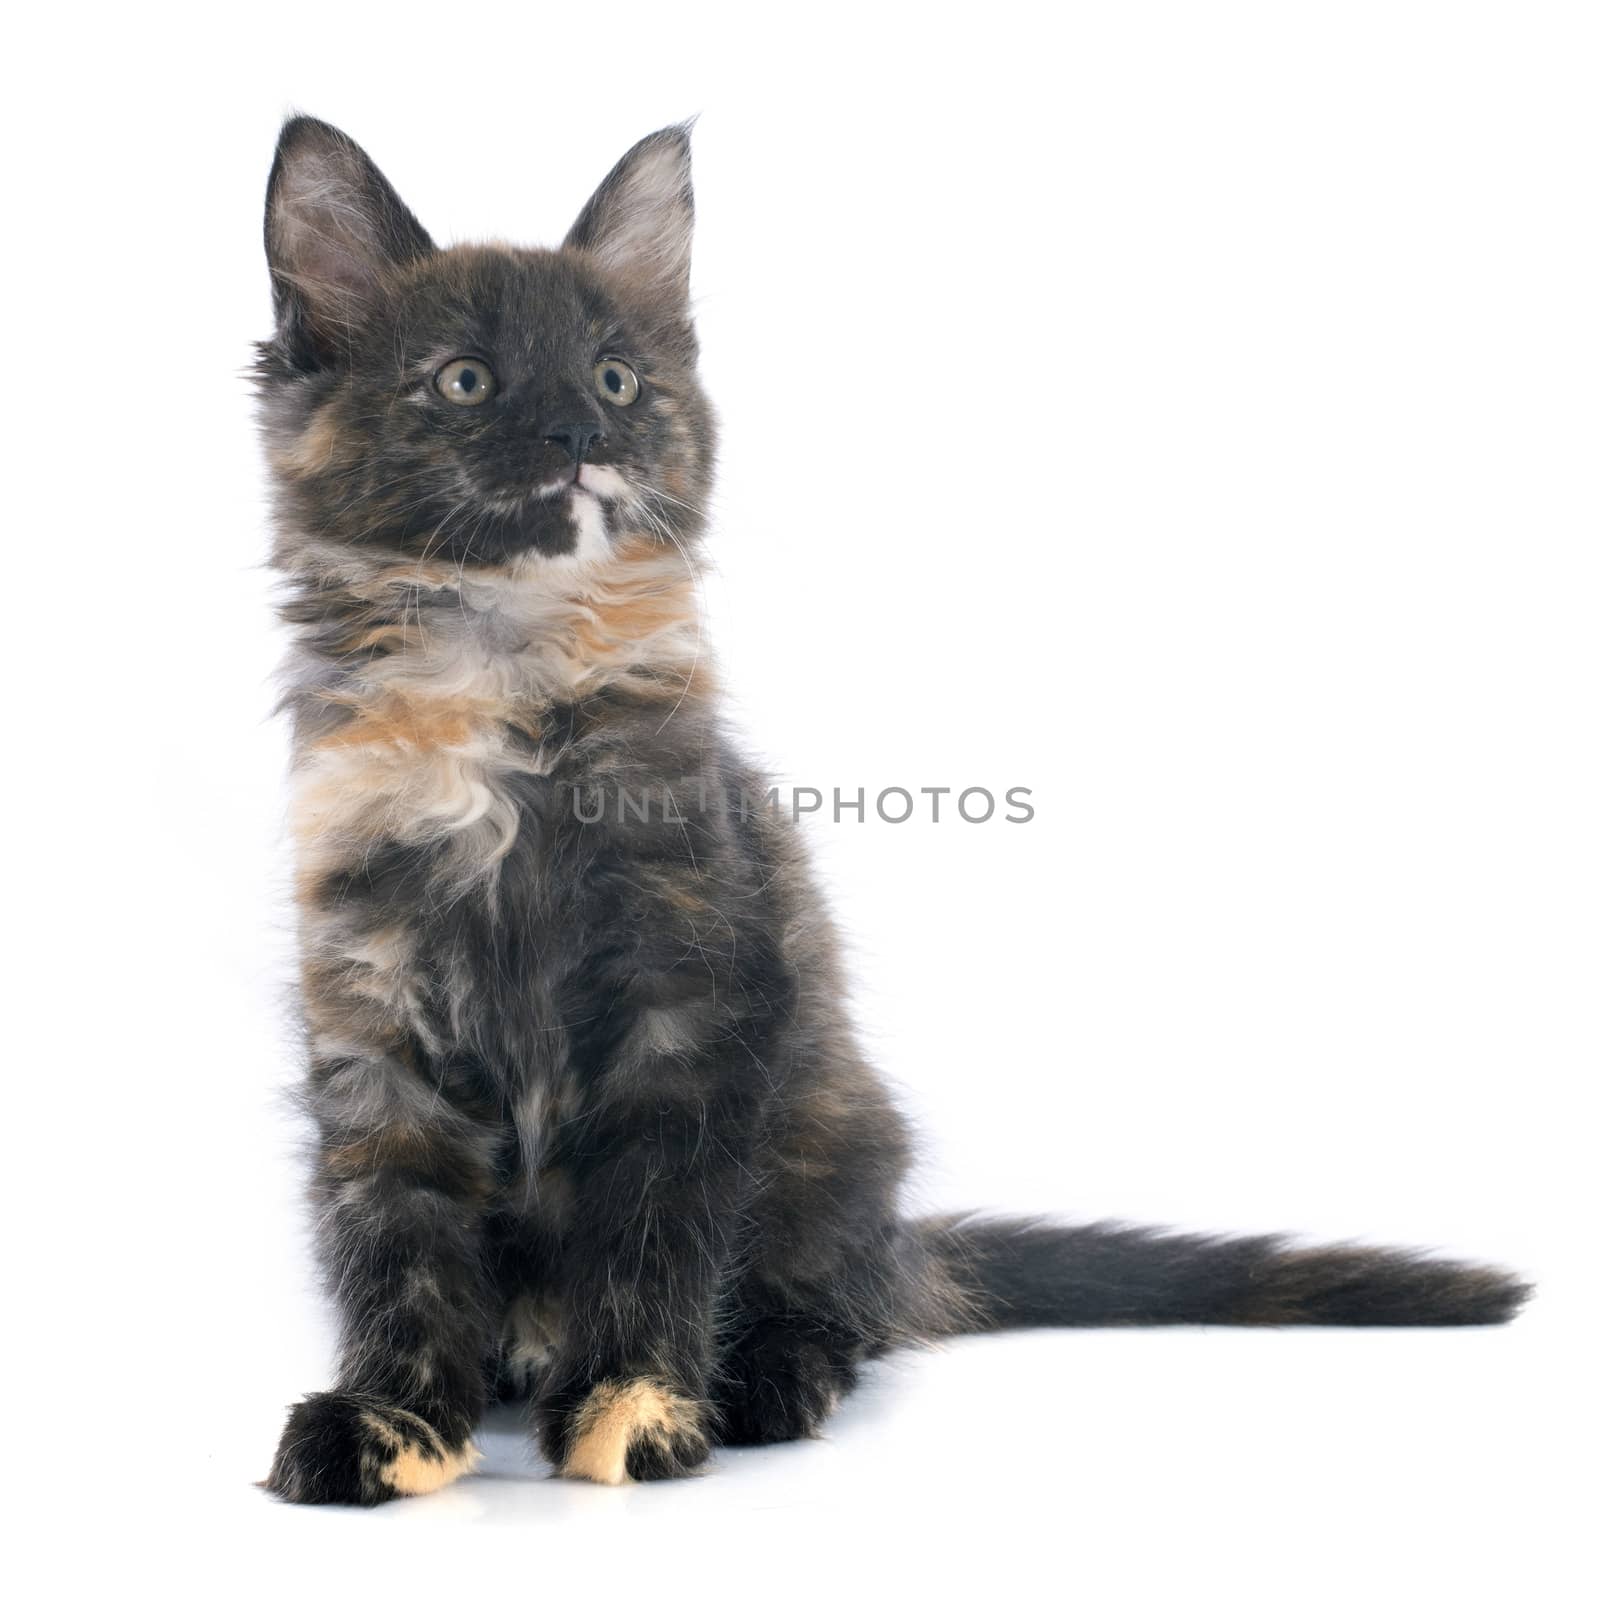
[[256, 117, 1526, 1505]]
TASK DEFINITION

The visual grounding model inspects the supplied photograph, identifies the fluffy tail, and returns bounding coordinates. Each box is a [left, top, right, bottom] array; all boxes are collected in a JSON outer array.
[[914, 1215, 1529, 1332]]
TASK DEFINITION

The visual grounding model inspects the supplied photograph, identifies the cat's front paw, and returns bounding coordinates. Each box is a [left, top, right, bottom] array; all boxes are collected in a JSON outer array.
[[264, 1391, 479, 1506], [542, 1376, 710, 1485]]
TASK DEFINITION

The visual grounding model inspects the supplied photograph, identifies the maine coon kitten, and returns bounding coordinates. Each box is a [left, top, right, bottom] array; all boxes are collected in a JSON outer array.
[[257, 117, 1526, 1505]]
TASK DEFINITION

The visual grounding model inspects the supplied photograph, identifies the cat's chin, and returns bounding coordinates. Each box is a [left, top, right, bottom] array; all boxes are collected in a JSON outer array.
[[525, 464, 633, 566], [489, 486, 612, 567]]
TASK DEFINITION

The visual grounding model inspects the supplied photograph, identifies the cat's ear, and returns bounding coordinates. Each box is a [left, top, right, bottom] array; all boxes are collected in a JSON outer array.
[[564, 125, 695, 314], [264, 116, 435, 367]]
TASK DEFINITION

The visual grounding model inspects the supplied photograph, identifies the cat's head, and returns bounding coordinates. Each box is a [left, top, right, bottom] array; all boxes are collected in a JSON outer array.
[[257, 117, 713, 570]]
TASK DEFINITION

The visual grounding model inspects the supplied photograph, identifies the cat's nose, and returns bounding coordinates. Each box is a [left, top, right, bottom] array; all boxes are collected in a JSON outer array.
[[544, 421, 605, 462]]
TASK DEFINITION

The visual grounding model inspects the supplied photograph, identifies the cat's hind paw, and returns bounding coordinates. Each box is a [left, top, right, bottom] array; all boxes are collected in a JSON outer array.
[[264, 1391, 479, 1506], [710, 1328, 858, 1446]]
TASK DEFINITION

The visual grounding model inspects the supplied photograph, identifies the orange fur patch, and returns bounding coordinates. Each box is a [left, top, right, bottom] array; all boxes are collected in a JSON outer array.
[[562, 1378, 705, 1486], [274, 407, 349, 478], [361, 1409, 480, 1497]]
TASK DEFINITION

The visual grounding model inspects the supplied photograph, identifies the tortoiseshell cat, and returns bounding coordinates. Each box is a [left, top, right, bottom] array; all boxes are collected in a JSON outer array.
[[257, 117, 1526, 1505]]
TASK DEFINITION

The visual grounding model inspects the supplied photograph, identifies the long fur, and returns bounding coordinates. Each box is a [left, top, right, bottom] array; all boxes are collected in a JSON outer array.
[[254, 117, 1526, 1505]]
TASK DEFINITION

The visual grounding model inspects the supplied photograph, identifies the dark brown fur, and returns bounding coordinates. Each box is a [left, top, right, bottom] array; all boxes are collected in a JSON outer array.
[[254, 117, 1526, 1505]]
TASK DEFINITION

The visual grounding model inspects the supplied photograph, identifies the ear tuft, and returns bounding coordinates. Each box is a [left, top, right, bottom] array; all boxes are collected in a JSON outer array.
[[564, 124, 696, 311], [264, 116, 434, 368]]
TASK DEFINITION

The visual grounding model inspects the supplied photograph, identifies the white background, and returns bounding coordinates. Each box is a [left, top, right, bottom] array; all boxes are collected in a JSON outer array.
[[9, 3, 1595, 1594]]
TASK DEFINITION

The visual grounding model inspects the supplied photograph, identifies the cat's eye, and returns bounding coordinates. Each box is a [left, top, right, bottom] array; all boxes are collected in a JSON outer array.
[[593, 357, 640, 407], [435, 357, 496, 406]]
